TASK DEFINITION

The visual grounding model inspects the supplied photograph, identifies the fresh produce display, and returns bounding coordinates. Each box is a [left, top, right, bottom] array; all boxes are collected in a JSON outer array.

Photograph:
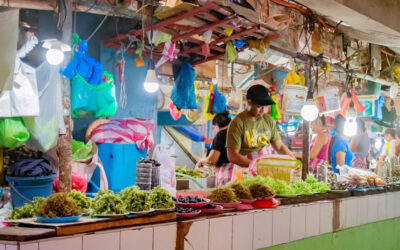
[[8, 197, 45, 220], [68, 190, 92, 214], [175, 166, 207, 178], [119, 186, 152, 212], [37, 193, 81, 218], [175, 206, 199, 214], [92, 190, 127, 215], [229, 182, 253, 199], [330, 181, 353, 190], [384, 176, 400, 184], [208, 186, 238, 203], [304, 175, 330, 193], [248, 183, 275, 198], [173, 196, 206, 203], [149, 186, 175, 209]]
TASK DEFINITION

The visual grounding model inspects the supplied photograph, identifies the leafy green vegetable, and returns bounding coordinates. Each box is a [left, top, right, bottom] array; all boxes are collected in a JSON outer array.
[[119, 186, 152, 212], [37, 193, 81, 218], [175, 166, 207, 178], [8, 197, 45, 220], [92, 190, 127, 215], [149, 186, 175, 209], [68, 190, 92, 214]]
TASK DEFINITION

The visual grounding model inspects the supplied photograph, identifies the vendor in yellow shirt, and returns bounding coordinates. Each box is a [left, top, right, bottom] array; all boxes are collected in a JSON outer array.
[[215, 84, 295, 186]]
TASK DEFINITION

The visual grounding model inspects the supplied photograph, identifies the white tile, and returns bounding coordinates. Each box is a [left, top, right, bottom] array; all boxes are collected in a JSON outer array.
[[253, 210, 273, 249], [377, 194, 387, 221], [394, 192, 400, 217], [357, 196, 368, 225], [319, 201, 333, 234], [272, 207, 291, 245], [209, 216, 233, 250], [305, 203, 320, 237], [83, 232, 119, 250], [5, 246, 16, 250], [121, 227, 153, 250], [40, 237, 82, 250], [19, 243, 38, 250], [290, 205, 306, 241], [232, 213, 253, 250], [154, 224, 177, 250], [185, 220, 209, 250], [0, 245, 4, 250], [367, 195, 379, 223], [345, 198, 359, 228], [386, 193, 395, 219]]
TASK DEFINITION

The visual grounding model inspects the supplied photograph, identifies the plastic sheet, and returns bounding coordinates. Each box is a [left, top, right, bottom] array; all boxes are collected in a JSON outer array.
[[171, 63, 197, 109]]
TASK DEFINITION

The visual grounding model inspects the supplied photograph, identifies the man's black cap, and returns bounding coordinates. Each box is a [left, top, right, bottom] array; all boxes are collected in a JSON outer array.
[[246, 84, 275, 106]]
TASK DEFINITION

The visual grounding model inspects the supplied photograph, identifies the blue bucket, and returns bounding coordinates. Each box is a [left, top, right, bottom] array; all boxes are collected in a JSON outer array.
[[6, 174, 56, 208]]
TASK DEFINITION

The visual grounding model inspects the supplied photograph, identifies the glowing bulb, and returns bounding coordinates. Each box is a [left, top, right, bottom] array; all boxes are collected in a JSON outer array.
[[46, 49, 64, 65], [301, 100, 319, 122], [144, 69, 159, 93], [344, 117, 357, 137]]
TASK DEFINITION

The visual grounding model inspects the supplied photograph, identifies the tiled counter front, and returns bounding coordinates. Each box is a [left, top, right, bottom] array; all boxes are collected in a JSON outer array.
[[2, 192, 400, 250]]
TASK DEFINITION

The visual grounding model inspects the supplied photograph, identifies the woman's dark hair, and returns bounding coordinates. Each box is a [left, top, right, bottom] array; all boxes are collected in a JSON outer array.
[[318, 115, 326, 126], [212, 111, 231, 128], [384, 128, 396, 138], [356, 118, 366, 132], [328, 114, 346, 164]]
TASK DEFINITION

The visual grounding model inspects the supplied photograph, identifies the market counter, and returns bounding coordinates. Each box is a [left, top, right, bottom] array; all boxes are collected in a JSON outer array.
[[2, 191, 400, 250]]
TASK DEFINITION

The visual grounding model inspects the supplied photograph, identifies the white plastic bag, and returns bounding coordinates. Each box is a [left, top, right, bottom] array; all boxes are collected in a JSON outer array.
[[152, 144, 176, 196], [226, 87, 243, 111], [24, 62, 62, 152]]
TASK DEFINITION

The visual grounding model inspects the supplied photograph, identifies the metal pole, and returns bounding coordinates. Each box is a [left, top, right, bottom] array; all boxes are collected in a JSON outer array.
[[302, 58, 312, 180], [57, 0, 73, 192]]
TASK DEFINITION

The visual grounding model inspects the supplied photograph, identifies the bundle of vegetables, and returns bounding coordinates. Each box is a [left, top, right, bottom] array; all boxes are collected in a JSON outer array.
[[305, 175, 330, 193], [92, 190, 127, 215], [208, 186, 238, 203], [248, 183, 275, 198], [149, 186, 175, 209], [229, 182, 252, 199], [37, 193, 81, 218], [8, 197, 45, 220], [175, 166, 207, 178], [68, 190, 92, 214], [119, 186, 152, 212]]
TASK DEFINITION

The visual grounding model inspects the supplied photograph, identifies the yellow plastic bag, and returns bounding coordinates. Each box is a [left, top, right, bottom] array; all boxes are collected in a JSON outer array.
[[283, 71, 305, 86]]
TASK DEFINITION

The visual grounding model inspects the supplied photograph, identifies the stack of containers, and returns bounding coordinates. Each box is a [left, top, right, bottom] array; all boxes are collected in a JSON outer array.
[[136, 159, 152, 190], [151, 160, 160, 189]]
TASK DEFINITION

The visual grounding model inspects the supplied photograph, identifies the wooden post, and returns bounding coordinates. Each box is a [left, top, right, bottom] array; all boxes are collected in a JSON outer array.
[[302, 59, 312, 180], [57, 0, 73, 192]]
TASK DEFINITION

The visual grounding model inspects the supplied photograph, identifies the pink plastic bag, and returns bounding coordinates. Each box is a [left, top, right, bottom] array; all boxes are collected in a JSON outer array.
[[53, 172, 88, 193]]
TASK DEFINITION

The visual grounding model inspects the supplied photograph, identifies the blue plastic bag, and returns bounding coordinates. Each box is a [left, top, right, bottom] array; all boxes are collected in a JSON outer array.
[[211, 85, 226, 114], [60, 39, 104, 85], [372, 95, 384, 121], [171, 63, 197, 109]]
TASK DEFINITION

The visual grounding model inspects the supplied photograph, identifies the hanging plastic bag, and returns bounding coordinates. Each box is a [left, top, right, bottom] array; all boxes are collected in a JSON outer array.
[[211, 85, 226, 114], [283, 71, 305, 86], [72, 139, 93, 161], [0, 117, 30, 148], [155, 41, 179, 68], [227, 87, 243, 111], [375, 100, 397, 128], [203, 84, 215, 120], [269, 87, 282, 121], [152, 144, 176, 196], [169, 102, 182, 120], [171, 63, 197, 109], [23, 62, 61, 152], [225, 41, 237, 63], [372, 96, 385, 120], [71, 71, 118, 118], [53, 171, 88, 193]]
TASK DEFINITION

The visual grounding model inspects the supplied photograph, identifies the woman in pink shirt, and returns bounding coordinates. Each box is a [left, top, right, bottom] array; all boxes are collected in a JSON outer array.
[[296, 115, 330, 173]]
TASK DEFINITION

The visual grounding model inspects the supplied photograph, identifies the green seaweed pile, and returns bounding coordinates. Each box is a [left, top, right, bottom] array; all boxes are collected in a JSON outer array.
[[119, 186, 152, 212], [8, 197, 45, 220], [149, 186, 175, 209], [37, 193, 81, 218], [229, 182, 253, 199], [68, 190, 93, 214], [92, 190, 127, 215], [248, 183, 275, 198], [208, 186, 238, 203]]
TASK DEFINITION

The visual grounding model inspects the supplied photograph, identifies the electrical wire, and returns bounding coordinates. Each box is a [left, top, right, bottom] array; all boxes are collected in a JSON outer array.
[[86, 15, 108, 41]]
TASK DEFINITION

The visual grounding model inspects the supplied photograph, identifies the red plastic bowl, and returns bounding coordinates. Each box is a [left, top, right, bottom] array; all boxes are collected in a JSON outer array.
[[239, 199, 256, 204], [235, 203, 253, 211], [175, 198, 210, 208], [253, 197, 281, 209], [176, 210, 201, 218], [200, 205, 224, 214]]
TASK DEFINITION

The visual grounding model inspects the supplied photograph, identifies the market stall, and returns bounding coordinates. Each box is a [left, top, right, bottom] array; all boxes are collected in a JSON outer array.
[[1, 0, 400, 249]]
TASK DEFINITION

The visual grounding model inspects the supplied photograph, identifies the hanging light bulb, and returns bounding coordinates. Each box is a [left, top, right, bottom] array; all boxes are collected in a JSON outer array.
[[42, 39, 71, 66], [344, 102, 357, 137], [301, 91, 319, 122], [144, 69, 159, 93]]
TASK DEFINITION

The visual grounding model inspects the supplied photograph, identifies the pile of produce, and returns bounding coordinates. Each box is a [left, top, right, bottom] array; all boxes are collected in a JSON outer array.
[[8, 197, 45, 220], [175, 166, 207, 178], [37, 193, 81, 218], [330, 181, 353, 190], [173, 196, 206, 204], [248, 183, 275, 198], [175, 206, 199, 214], [208, 186, 238, 203], [230, 182, 253, 199], [68, 190, 92, 214], [119, 186, 151, 212], [92, 190, 127, 215], [149, 186, 175, 209]]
